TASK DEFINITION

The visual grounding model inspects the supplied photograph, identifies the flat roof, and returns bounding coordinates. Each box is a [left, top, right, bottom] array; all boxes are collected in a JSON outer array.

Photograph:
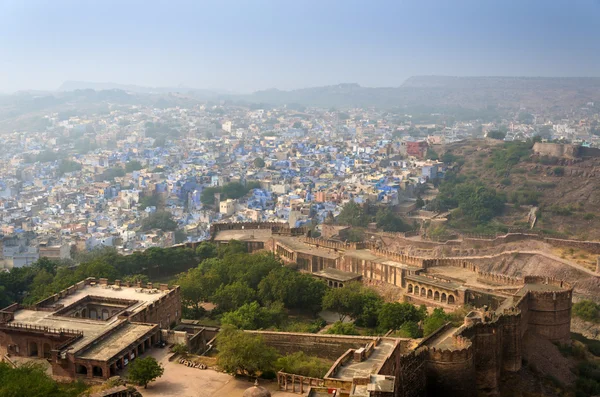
[[76, 322, 156, 361], [212, 229, 272, 242], [11, 283, 169, 354], [275, 236, 341, 259], [334, 339, 396, 379], [344, 250, 420, 271], [313, 268, 362, 282], [405, 274, 460, 291]]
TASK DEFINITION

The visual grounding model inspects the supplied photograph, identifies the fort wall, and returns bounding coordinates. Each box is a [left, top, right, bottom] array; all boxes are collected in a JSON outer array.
[[245, 331, 378, 361], [426, 336, 476, 397]]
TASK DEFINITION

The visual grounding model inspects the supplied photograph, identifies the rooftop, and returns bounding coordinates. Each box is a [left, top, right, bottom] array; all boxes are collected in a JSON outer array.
[[334, 339, 396, 379], [11, 282, 169, 354], [313, 268, 362, 282], [76, 322, 156, 361]]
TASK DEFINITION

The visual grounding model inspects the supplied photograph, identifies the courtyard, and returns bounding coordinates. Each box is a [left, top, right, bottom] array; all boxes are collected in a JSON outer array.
[[130, 348, 297, 397]]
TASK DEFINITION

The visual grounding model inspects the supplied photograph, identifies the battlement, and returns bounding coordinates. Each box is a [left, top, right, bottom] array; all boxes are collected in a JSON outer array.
[[370, 249, 426, 267], [303, 237, 365, 250], [523, 275, 573, 290], [477, 271, 523, 286]]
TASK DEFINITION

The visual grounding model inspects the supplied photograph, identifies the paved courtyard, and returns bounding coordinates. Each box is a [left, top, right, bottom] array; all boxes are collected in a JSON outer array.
[[131, 348, 296, 397]]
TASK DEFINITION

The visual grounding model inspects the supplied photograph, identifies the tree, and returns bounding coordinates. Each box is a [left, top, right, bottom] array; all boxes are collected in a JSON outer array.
[[426, 148, 439, 160], [0, 362, 87, 397], [58, 159, 82, 176], [139, 195, 161, 210], [573, 300, 599, 323], [376, 208, 411, 232], [275, 352, 331, 378], [212, 281, 256, 312], [337, 202, 369, 227], [216, 326, 278, 377], [322, 282, 368, 322], [125, 160, 143, 172], [325, 321, 359, 335], [258, 268, 326, 314], [221, 301, 285, 330], [423, 308, 449, 336], [128, 357, 164, 389], [487, 130, 506, 140], [377, 302, 426, 332], [253, 157, 265, 168], [141, 211, 178, 231], [397, 321, 421, 338]]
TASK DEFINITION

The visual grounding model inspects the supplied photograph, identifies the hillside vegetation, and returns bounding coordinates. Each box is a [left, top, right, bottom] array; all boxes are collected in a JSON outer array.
[[434, 139, 600, 239]]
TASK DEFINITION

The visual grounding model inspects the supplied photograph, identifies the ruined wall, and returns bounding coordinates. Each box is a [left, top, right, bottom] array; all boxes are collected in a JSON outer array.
[[426, 337, 476, 397], [532, 142, 578, 159], [245, 331, 377, 361]]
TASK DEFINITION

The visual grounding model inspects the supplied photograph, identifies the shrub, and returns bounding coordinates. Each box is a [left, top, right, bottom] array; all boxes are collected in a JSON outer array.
[[553, 167, 565, 176], [573, 300, 600, 323], [325, 321, 359, 335]]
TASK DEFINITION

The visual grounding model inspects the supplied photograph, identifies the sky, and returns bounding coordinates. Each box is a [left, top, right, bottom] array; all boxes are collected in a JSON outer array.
[[1, 0, 600, 93]]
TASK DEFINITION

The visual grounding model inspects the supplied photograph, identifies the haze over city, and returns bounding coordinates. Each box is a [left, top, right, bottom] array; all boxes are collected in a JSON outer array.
[[1, 1, 600, 397], [2, 0, 600, 93]]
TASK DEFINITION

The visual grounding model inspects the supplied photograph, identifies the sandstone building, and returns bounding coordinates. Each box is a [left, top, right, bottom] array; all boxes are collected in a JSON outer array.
[[0, 278, 181, 381], [211, 222, 574, 396]]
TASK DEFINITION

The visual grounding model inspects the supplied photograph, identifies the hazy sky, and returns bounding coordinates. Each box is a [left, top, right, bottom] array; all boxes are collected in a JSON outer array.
[[1, 0, 600, 93]]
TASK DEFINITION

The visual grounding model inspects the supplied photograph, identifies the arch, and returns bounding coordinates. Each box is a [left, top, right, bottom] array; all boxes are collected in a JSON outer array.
[[92, 366, 103, 377], [414, 286, 420, 295], [448, 295, 455, 304], [339, 283, 344, 288], [441, 293, 447, 303], [420, 288, 426, 297], [74, 312, 80, 317], [76, 364, 88, 375], [29, 341, 38, 357], [434, 291, 440, 301], [102, 309, 109, 320], [427, 289, 433, 299], [407, 284, 413, 294], [89, 308, 98, 320], [81, 308, 87, 318], [43, 343, 51, 359]]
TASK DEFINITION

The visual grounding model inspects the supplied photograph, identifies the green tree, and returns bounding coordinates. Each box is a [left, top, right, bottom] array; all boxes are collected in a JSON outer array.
[[487, 130, 506, 140], [325, 321, 359, 335], [423, 308, 449, 336], [125, 160, 144, 172], [257, 267, 326, 314], [139, 194, 161, 210], [275, 352, 330, 378], [377, 302, 426, 332], [426, 148, 439, 160], [221, 301, 285, 330], [396, 321, 421, 338], [573, 300, 600, 323], [141, 211, 178, 231], [212, 281, 256, 312], [253, 157, 265, 168], [376, 208, 411, 232], [322, 282, 369, 321], [58, 159, 82, 176], [216, 326, 278, 377], [0, 362, 87, 397], [122, 274, 149, 285], [337, 202, 369, 227], [127, 357, 164, 389]]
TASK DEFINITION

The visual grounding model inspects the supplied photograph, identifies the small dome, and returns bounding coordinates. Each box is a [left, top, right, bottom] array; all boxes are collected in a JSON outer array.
[[243, 380, 271, 397]]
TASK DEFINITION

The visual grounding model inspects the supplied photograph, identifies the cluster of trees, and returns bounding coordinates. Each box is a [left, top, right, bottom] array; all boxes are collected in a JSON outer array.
[[486, 140, 534, 177], [125, 160, 144, 172], [0, 243, 215, 307], [141, 210, 178, 231], [200, 182, 261, 206], [337, 202, 412, 233], [430, 173, 505, 225], [100, 166, 126, 181], [320, 282, 448, 337], [23, 149, 64, 164], [176, 243, 326, 323], [573, 300, 600, 323], [57, 159, 82, 176], [0, 362, 87, 397], [217, 327, 330, 379]]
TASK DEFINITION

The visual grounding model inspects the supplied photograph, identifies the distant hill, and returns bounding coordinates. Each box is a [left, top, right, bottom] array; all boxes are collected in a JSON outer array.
[[58, 81, 220, 98], [239, 76, 600, 111]]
